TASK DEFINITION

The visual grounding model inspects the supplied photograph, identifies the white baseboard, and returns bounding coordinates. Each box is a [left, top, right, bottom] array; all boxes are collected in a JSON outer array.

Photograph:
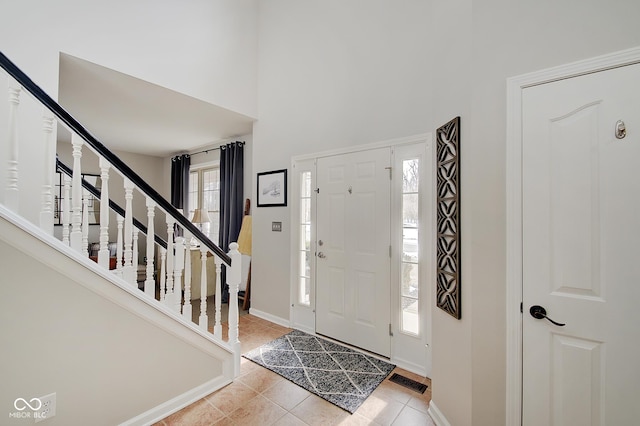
[[249, 308, 290, 328], [291, 323, 314, 335], [428, 400, 451, 426], [391, 356, 428, 377], [120, 375, 231, 426]]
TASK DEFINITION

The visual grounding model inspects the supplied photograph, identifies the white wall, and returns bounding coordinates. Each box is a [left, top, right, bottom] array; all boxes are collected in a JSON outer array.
[[5, 2, 640, 424], [253, 0, 433, 320], [0, 222, 225, 425], [429, 0, 640, 425], [0, 0, 258, 239], [254, 1, 640, 426], [0, 0, 258, 117]]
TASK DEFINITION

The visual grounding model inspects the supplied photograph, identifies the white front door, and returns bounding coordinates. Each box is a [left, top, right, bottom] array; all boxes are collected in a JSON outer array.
[[315, 148, 391, 357], [522, 63, 640, 425]]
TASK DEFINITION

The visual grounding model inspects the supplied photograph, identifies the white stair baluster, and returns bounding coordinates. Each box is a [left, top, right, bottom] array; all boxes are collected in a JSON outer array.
[[81, 186, 89, 256], [116, 214, 124, 278], [159, 247, 167, 302], [182, 231, 192, 321], [133, 229, 140, 288], [165, 217, 175, 307], [173, 236, 185, 313], [213, 256, 223, 339], [144, 198, 156, 297], [5, 79, 20, 212], [40, 111, 55, 233], [69, 134, 83, 252], [123, 178, 134, 284], [198, 245, 209, 332], [98, 157, 110, 269], [62, 174, 71, 246], [227, 242, 242, 377]]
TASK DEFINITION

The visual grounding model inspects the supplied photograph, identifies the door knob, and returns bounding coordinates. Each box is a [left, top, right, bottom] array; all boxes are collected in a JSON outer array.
[[529, 305, 566, 327], [317, 252, 326, 258]]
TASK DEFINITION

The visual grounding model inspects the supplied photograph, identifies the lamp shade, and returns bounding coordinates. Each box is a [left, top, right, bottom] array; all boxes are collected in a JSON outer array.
[[191, 208, 211, 224]]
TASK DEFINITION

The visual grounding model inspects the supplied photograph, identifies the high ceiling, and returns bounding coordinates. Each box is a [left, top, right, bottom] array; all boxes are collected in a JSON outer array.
[[57, 53, 255, 158]]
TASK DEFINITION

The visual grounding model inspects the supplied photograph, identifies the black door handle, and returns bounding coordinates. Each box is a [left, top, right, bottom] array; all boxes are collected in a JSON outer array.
[[529, 305, 566, 327]]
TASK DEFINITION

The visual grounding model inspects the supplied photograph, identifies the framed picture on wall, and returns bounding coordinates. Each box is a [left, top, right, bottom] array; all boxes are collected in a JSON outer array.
[[257, 169, 287, 207]]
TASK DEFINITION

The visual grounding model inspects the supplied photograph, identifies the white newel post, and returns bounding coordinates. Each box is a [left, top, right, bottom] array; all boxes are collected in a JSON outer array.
[[213, 256, 223, 339], [159, 247, 167, 302], [182, 231, 192, 320], [40, 112, 55, 233], [81, 187, 89, 255], [98, 157, 111, 269], [123, 178, 134, 284], [227, 242, 242, 377], [173, 236, 185, 313], [5, 79, 20, 212], [165, 217, 175, 307], [116, 214, 124, 278], [69, 134, 83, 252], [62, 174, 71, 245], [144, 197, 156, 297], [198, 245, 209, 332]]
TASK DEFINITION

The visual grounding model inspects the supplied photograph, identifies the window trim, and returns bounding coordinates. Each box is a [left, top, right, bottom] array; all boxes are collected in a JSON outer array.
[[188, 161, 220, 242]]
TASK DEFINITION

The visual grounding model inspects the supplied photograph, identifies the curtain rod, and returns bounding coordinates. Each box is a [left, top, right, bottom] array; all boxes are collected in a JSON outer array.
[[188, 140, 245, 157]]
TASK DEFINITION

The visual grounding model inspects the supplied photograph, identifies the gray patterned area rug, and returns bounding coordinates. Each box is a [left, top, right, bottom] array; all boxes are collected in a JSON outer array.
[[243, 329, 395, 413]]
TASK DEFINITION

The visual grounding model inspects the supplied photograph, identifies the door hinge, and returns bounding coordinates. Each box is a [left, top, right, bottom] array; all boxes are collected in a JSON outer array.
[[520, 302, 523, 313], [385, 166, 392, 180], [389, 323, 394, 337], [389, 245, 392, 258]]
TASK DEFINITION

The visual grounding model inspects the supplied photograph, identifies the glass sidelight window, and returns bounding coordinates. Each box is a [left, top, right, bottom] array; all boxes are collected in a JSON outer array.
[[401, 158, 420, 335], [298, 171, 312, 306]]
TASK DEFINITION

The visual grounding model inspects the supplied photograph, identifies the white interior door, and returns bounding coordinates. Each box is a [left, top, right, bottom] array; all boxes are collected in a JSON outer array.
[[316, 148, 391, 357], [522, 63, 640, 425]]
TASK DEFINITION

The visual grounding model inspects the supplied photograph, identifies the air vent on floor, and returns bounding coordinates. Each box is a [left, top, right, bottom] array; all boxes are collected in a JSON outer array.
[[388, 373, 428, 394]]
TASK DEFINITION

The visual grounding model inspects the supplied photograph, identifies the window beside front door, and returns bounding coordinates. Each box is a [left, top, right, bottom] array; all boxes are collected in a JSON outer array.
[[401, 158, 420, 335]]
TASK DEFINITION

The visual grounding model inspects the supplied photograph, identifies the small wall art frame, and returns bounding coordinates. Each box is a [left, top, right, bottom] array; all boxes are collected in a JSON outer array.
[[257, 169, 288, 207], [436, 116, 461, 319]]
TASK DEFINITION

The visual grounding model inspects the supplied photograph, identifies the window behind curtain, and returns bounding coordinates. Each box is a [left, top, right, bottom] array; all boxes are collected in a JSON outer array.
[[188, 166, 220, 244]]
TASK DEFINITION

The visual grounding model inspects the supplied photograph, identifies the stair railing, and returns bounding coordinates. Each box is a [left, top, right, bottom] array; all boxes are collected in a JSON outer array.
[[0, 51, 242, 375]]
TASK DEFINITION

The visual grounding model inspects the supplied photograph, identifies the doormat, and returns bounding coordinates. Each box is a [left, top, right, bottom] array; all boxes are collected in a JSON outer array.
[[388, 372, 428, 394], [243, 330, 395, 413]]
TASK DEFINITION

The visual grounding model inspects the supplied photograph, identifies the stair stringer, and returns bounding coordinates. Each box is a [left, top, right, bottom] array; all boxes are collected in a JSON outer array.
[[0, 205, 234, 425]]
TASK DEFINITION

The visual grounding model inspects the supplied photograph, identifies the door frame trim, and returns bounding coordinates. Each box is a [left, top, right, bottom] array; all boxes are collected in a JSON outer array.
[[505, 45, 640, 426], [290, 132, 433, 375]]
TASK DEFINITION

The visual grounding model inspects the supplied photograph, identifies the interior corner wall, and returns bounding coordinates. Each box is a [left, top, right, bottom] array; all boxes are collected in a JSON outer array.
[[251, 0, 433, 321]]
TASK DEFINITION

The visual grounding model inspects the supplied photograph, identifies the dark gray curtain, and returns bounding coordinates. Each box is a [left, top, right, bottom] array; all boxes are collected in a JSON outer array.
[[171, 154, 190, 209], [171, 154, 190, 235], [219, 141, 244, 302]]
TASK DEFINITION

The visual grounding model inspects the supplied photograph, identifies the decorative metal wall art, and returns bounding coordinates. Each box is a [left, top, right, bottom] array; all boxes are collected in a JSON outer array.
[[436, 116, 461, 319]]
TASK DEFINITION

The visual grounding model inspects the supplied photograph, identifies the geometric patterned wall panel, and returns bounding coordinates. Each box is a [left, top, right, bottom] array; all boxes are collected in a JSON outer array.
[[436, 116, 461, 319]]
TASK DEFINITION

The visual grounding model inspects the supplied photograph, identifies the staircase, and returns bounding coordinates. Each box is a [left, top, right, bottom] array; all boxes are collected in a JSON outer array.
[[0, 52, 242, 425]]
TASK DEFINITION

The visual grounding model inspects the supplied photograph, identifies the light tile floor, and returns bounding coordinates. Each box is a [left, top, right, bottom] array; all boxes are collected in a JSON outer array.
[[155, 314, 434, 426]]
